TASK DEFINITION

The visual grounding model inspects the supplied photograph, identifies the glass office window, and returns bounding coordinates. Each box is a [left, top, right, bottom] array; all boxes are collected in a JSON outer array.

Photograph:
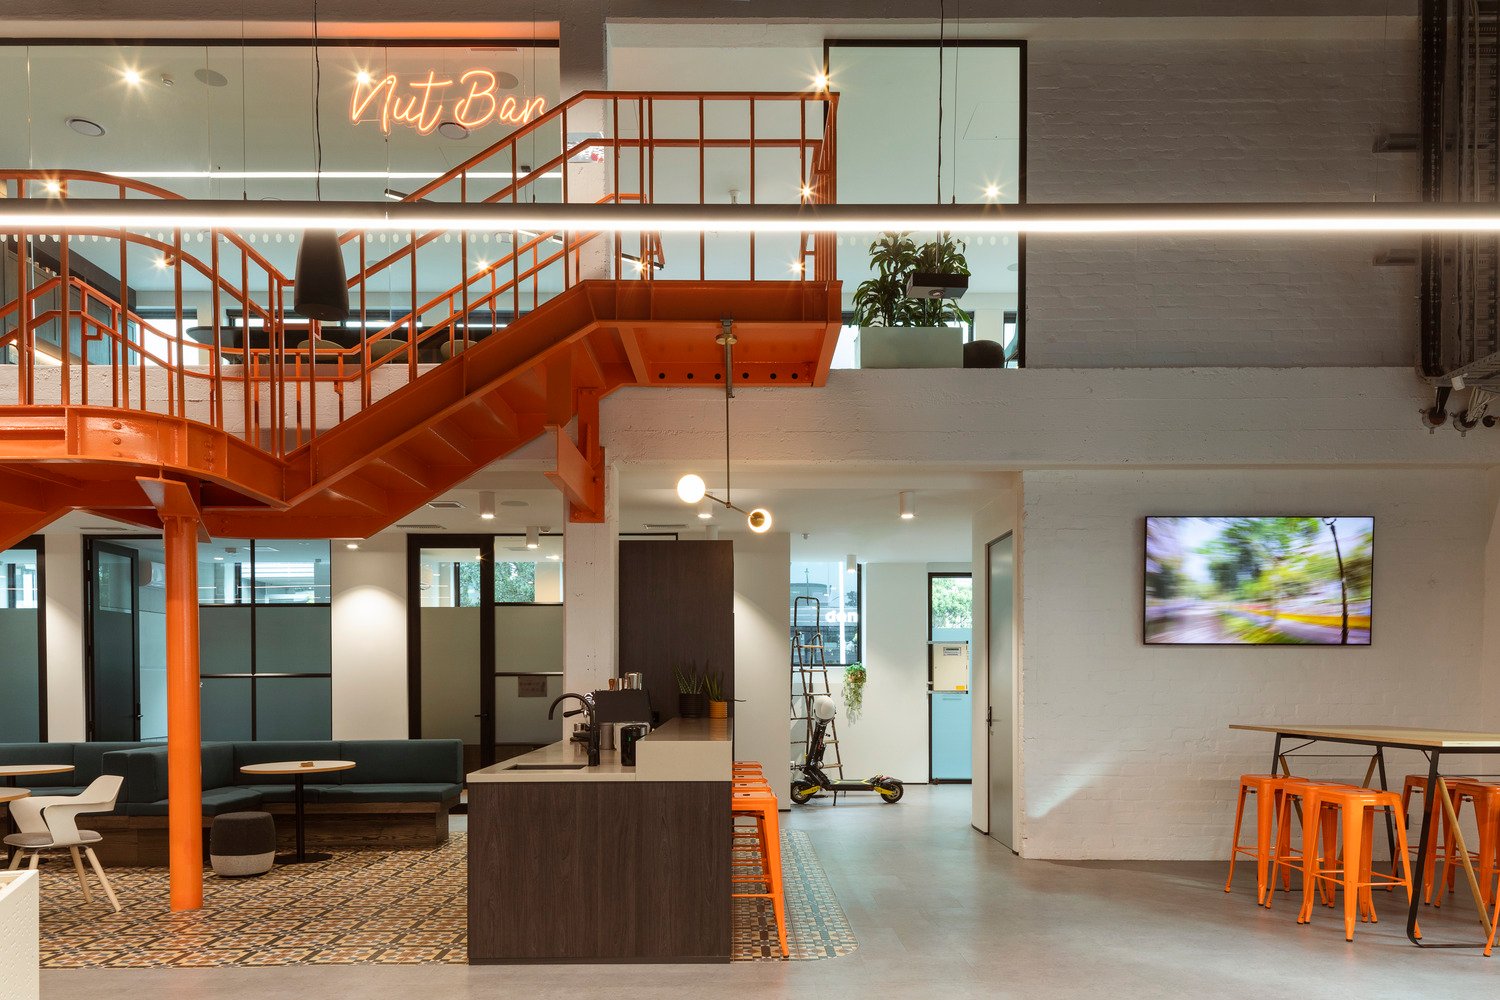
[[420, 548, 484, 607], [201, 677, 254, 742], [254, 677, 333, 741], [790, 560, 861, 665], [0, 542, 43, 741], [198, 540, 254, 604]]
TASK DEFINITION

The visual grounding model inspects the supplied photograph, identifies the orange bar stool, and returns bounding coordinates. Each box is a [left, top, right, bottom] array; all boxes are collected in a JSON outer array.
[[731, 783, 788, 958], [1296, 786, 1417, 941], [1437, 780, 1500, 909], [1226, 774, 1290, 905], [1266, 778, 1353, 910]]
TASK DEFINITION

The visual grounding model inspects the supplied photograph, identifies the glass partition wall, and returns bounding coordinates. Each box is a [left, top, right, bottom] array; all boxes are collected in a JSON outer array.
[[409, 533, 565, 771], [84, 535, 332, 742], [0, 538, 45, 742]]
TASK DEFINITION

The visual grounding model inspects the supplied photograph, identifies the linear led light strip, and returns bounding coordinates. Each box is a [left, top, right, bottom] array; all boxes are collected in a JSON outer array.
[[8, 200, 1500, 234], [104, 170, 563, 181]]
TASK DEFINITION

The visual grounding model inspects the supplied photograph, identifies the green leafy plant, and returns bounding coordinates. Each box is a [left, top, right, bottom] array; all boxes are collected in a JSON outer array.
[[850, 232, 972, 328], [841, 662, 868, 724], [674, 665, 704, 695], [703, 670, 726, 702]]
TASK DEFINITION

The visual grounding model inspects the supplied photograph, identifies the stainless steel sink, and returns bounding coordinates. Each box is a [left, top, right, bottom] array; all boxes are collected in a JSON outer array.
[[508, 762, 588, 771]]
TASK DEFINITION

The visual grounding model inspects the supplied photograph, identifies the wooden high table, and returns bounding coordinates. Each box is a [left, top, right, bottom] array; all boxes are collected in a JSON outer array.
[[1233, 724, 1500, 949], [0, 764, 73, 838]]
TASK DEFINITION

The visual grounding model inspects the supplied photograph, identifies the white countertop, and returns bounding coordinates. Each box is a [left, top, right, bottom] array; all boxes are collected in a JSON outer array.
[[468, 717, 734, 784]]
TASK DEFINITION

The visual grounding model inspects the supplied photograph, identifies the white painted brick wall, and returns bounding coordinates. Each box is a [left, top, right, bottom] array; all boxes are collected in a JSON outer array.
[[1027, 34, 1419, 368], [1018, 467, 1489, 860]]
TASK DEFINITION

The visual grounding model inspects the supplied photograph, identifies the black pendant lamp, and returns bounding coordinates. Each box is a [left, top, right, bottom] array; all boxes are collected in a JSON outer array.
[[293, 0, 349, 323], [294, 230, 349, 322]]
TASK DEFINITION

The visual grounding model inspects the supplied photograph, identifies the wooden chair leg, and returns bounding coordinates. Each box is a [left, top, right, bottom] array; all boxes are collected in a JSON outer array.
[[68, 846, 93, 904], [6, 849, 23, 871], [83, 847, 121, 913], [28, 852, 40, 870]]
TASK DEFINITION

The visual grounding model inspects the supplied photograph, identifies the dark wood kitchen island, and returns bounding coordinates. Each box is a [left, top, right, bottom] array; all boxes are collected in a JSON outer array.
[[466, 718, 734, 964]]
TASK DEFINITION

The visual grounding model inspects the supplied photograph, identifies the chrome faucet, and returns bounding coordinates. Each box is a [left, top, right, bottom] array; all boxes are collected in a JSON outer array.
[[548, 692, 600, 766]]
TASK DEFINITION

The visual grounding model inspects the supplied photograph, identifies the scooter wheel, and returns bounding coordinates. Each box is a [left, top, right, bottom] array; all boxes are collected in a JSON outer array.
[[790, 780, 819, 805], [876, 778, 904, 803]]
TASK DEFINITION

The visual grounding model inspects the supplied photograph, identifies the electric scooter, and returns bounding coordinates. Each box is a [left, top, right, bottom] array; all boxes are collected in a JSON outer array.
[[790, 696, 903, 805]]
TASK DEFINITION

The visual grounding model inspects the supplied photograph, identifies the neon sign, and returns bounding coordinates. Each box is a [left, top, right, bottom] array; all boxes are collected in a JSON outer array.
[[351, 69, 547, 136]]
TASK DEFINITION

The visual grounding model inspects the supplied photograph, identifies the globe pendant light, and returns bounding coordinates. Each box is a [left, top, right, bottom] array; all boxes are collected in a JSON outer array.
[[674, 320, 774, 533], [294, 229, 348, 321], [293, 0, 349, 323]]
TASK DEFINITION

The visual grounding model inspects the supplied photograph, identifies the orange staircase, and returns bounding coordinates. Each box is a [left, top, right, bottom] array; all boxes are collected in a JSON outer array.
[[0, 91, 842, 545]]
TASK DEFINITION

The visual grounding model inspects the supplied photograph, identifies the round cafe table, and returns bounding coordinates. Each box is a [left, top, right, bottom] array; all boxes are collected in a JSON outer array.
[[0, 788, 30, 846], [0, 764, 73, 837], [238, 760, 355, 865]]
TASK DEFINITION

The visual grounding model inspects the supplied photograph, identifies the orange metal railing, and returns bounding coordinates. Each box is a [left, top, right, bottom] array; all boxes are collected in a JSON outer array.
[[0, 90, 838, 455]]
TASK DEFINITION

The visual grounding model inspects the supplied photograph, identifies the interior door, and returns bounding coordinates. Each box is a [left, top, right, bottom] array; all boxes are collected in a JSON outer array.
[[987, 533, 1016, 850], [89, 541, 141, 741]]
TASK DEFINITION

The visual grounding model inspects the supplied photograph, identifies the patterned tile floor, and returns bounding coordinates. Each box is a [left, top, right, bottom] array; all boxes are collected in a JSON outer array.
[[34, 831, 854, 968]]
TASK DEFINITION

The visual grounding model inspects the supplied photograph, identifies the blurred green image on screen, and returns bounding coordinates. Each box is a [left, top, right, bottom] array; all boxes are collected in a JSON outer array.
[[1145, 516, 1373, 646]]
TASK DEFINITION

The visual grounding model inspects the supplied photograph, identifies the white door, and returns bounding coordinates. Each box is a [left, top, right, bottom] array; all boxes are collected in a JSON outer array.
[[987, 533, 1015, 850]]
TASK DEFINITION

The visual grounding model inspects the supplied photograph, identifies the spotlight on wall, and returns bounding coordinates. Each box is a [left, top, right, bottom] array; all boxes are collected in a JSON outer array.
[[525, 526, 540, 550], [846, 553, 857, 573], [479, 490, 496, 520], [899, 491, 917, 520]]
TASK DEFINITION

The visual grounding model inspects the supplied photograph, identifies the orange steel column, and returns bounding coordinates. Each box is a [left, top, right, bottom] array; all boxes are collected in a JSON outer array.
[[161, 508, 204, 910]]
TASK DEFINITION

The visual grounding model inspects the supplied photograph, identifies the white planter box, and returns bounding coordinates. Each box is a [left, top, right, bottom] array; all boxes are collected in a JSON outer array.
[[0, 871, 39, 1000], [856, 326, 964, 369]]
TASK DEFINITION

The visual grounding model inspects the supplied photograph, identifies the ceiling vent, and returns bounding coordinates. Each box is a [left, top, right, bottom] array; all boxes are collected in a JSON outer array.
[[396, 523, 445, 530], [644, 522, 688, 529], [427, 500, 465, 509]]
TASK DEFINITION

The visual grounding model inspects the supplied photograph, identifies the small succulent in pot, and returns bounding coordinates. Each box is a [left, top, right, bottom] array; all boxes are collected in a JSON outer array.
[[704, 670, 729, 719], [675, 665, 707, 718]]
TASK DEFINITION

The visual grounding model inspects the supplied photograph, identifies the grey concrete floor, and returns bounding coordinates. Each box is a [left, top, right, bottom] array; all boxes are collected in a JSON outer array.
[[41, 786, 1500, 999]]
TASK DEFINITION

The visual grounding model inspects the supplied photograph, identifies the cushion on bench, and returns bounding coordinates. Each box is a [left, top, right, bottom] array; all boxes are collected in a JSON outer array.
[[127, 786, 263, 817], [338, 740, 462, 785], [310, 782, 463, 804]]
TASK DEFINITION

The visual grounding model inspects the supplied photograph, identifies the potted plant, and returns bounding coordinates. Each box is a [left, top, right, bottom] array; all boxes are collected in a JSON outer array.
[[675, 665, 707, 718], [851, 232, 971, 369], [841, 662, 867, 724], [704, 671, 728, 719]]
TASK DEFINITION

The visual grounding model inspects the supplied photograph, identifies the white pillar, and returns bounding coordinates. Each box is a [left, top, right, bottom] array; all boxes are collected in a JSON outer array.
[[563, 463, 618, 705]]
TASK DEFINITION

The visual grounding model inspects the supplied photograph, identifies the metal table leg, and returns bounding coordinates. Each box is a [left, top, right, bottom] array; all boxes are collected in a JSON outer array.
[[1409, 750, 1439, 945], [276, 773, 331, 865]]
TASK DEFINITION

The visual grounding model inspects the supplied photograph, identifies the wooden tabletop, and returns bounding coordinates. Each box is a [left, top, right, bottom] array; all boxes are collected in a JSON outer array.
[[1232, 724, 1500, 749], [239, 760, 356, 776], [0, 764, 74, 778], [0, 789, 30, 804]]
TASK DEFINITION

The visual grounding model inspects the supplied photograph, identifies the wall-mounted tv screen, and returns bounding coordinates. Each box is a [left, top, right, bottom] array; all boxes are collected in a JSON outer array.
[[1145, 516, 1373, 646]]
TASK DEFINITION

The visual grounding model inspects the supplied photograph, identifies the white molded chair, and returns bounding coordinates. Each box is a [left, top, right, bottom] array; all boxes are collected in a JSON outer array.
[[4, 775, 123, 912]]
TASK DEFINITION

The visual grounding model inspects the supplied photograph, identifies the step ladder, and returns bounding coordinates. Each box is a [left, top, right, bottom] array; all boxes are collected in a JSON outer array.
[[791, 595, 843, 780]]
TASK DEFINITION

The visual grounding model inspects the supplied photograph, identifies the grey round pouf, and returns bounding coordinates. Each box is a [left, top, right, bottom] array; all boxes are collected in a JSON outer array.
[[210, 811, 277, 877]]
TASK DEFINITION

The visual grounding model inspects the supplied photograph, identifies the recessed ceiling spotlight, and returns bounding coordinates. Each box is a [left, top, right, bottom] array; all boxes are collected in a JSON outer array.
[[812, 71, 830, 90], [899, 491, 917, 520], [42, 179, 61, 195], [437, 121, 470, 140], [697, 502, 714, 521], [121, 67, 143, 86], [355, 70, 373, 86], [479, 490, 496, 520], [525, 526, 540, 550], [983, 183, 1001, 201], [194, 67, 229, 88], [545, 553, 561, 561], [345, 541, 360, 550], [65, 117, 106, 137]]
